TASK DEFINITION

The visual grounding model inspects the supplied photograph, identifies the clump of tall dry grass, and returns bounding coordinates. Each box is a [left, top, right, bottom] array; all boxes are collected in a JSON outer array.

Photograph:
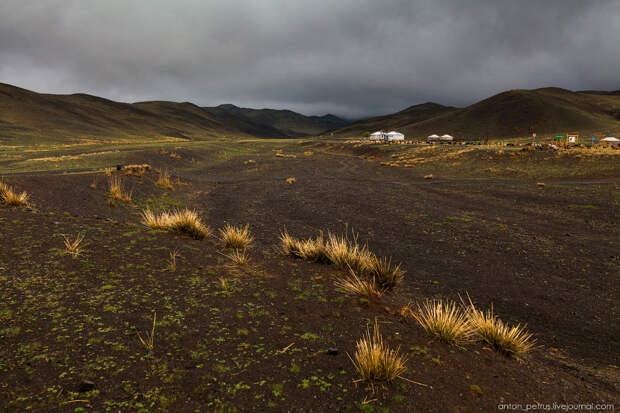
[[466, 301, 536, 356], [156, 169, 174, 190], [108, 175, 132, 202], [349, 320, 408, 386], [335, 269, 383, 300], [325, 231, 374, 275], [0, 181, 29, 206], [279, 229, 405, 290], [124, 164, 152, 176], [279, 229, 304, 257], [219, 224, 253, 249], [367, 256, 405, 290], [62, 232, 86, 259], [141, 209, 211, 239], [412, 299, 474, 345], [223, 249, 251, 265]]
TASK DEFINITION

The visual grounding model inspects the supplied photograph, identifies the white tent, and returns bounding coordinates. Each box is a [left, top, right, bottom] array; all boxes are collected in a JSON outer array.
[[385, 131, 405, 141], [440, 134, 454, 141], [369, 131, 384, 140], [602, 137, 620, 147], [427, 134, 440, 141]]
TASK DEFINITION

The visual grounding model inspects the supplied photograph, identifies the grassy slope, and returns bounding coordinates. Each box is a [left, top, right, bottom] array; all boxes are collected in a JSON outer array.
[[334, 88, 620, 139], [0, 83, 349, 145]]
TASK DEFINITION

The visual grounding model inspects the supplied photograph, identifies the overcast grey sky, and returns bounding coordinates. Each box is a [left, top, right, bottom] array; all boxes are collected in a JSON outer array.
[[1, 0, 619, 118]]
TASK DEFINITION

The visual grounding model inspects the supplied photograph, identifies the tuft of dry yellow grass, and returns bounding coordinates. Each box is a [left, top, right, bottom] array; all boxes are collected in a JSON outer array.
[[424, 174, 434, 179], [62, 232, 86, 259], [156, 169, 174, 190], [219, 224, 254, 249], [285, 177, 296, 184], [168, 249, 180, 272], [0, 181, 29, 206], [335, 269, 383, 299], [297, 234, 331, 263], [412, 299, 474, 345], [279, 229, 304, 257], [124, 164, 152, 176], [108, 175, 132, 202], [367, 256, 405, 290], [325, 231, 374, 275], [466, 301, 536, 356], [349, 320, 408, 386], [141, 209, 211, 239], [224, 249, 251, 265]]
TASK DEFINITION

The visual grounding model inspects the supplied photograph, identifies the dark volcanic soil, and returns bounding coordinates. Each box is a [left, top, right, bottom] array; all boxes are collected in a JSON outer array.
[[1, 144, 618, 412]]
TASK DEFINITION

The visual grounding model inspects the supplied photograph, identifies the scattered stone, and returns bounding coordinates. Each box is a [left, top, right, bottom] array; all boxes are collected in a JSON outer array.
[[78, 379, 95, 393], [325, 348, 339, 356]]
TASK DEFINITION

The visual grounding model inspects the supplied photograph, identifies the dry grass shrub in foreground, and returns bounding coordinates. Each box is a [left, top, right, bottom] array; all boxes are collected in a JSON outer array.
[[0, 181, 29, 206], [412, 299, 474, 345], [466, 301, 536, 356], [280, 229, 404, 288], [108, 175, 132, 202], [350, 320, 407, 387], [219, 224, 254, 249], [62, 232, 86, 259], [141, 209, 211, 239]]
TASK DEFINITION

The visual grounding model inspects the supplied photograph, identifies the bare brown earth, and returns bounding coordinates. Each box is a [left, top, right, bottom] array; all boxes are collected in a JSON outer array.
[[1, 142, 618, 412]]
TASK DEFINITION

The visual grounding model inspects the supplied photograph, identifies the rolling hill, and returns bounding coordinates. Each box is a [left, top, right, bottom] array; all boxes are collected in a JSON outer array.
[[333, 88, 620, 139], [0, 83, 348, 143], [202, 104, 349, 138]]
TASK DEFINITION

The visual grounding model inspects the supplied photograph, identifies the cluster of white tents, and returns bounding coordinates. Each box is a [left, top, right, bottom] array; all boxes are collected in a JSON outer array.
[[427, 134, 454, 142], [369, 131, 405, 141]]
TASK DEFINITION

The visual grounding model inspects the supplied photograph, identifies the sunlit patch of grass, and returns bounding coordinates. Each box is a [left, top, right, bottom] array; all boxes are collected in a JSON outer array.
[[62, 232, 86, 259], [349, 320, 408, 388], [466, 300, 536, 356], [104, 167, 112, 177], [219, 224, 253, 249], [335, 269, 382, 300], [0, 181, 29, 206], [141, 208, 211, 239], [108, 175, 132, 202], [156, 169, 174, 190], [368, 256, 404, 290], [412, 299, 474, 345]]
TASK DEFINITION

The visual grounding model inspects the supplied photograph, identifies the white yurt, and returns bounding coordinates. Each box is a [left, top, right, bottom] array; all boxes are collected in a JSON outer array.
[[601, 137, 620, 147], [427, 134, 440, 142], [369, 131, 385, 141], [385, 131, 405, 141], [440, 134, 454, 141]]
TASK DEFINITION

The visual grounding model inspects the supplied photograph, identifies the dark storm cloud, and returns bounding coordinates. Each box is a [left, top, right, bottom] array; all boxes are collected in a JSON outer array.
[[1, 0, 618, 118]]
